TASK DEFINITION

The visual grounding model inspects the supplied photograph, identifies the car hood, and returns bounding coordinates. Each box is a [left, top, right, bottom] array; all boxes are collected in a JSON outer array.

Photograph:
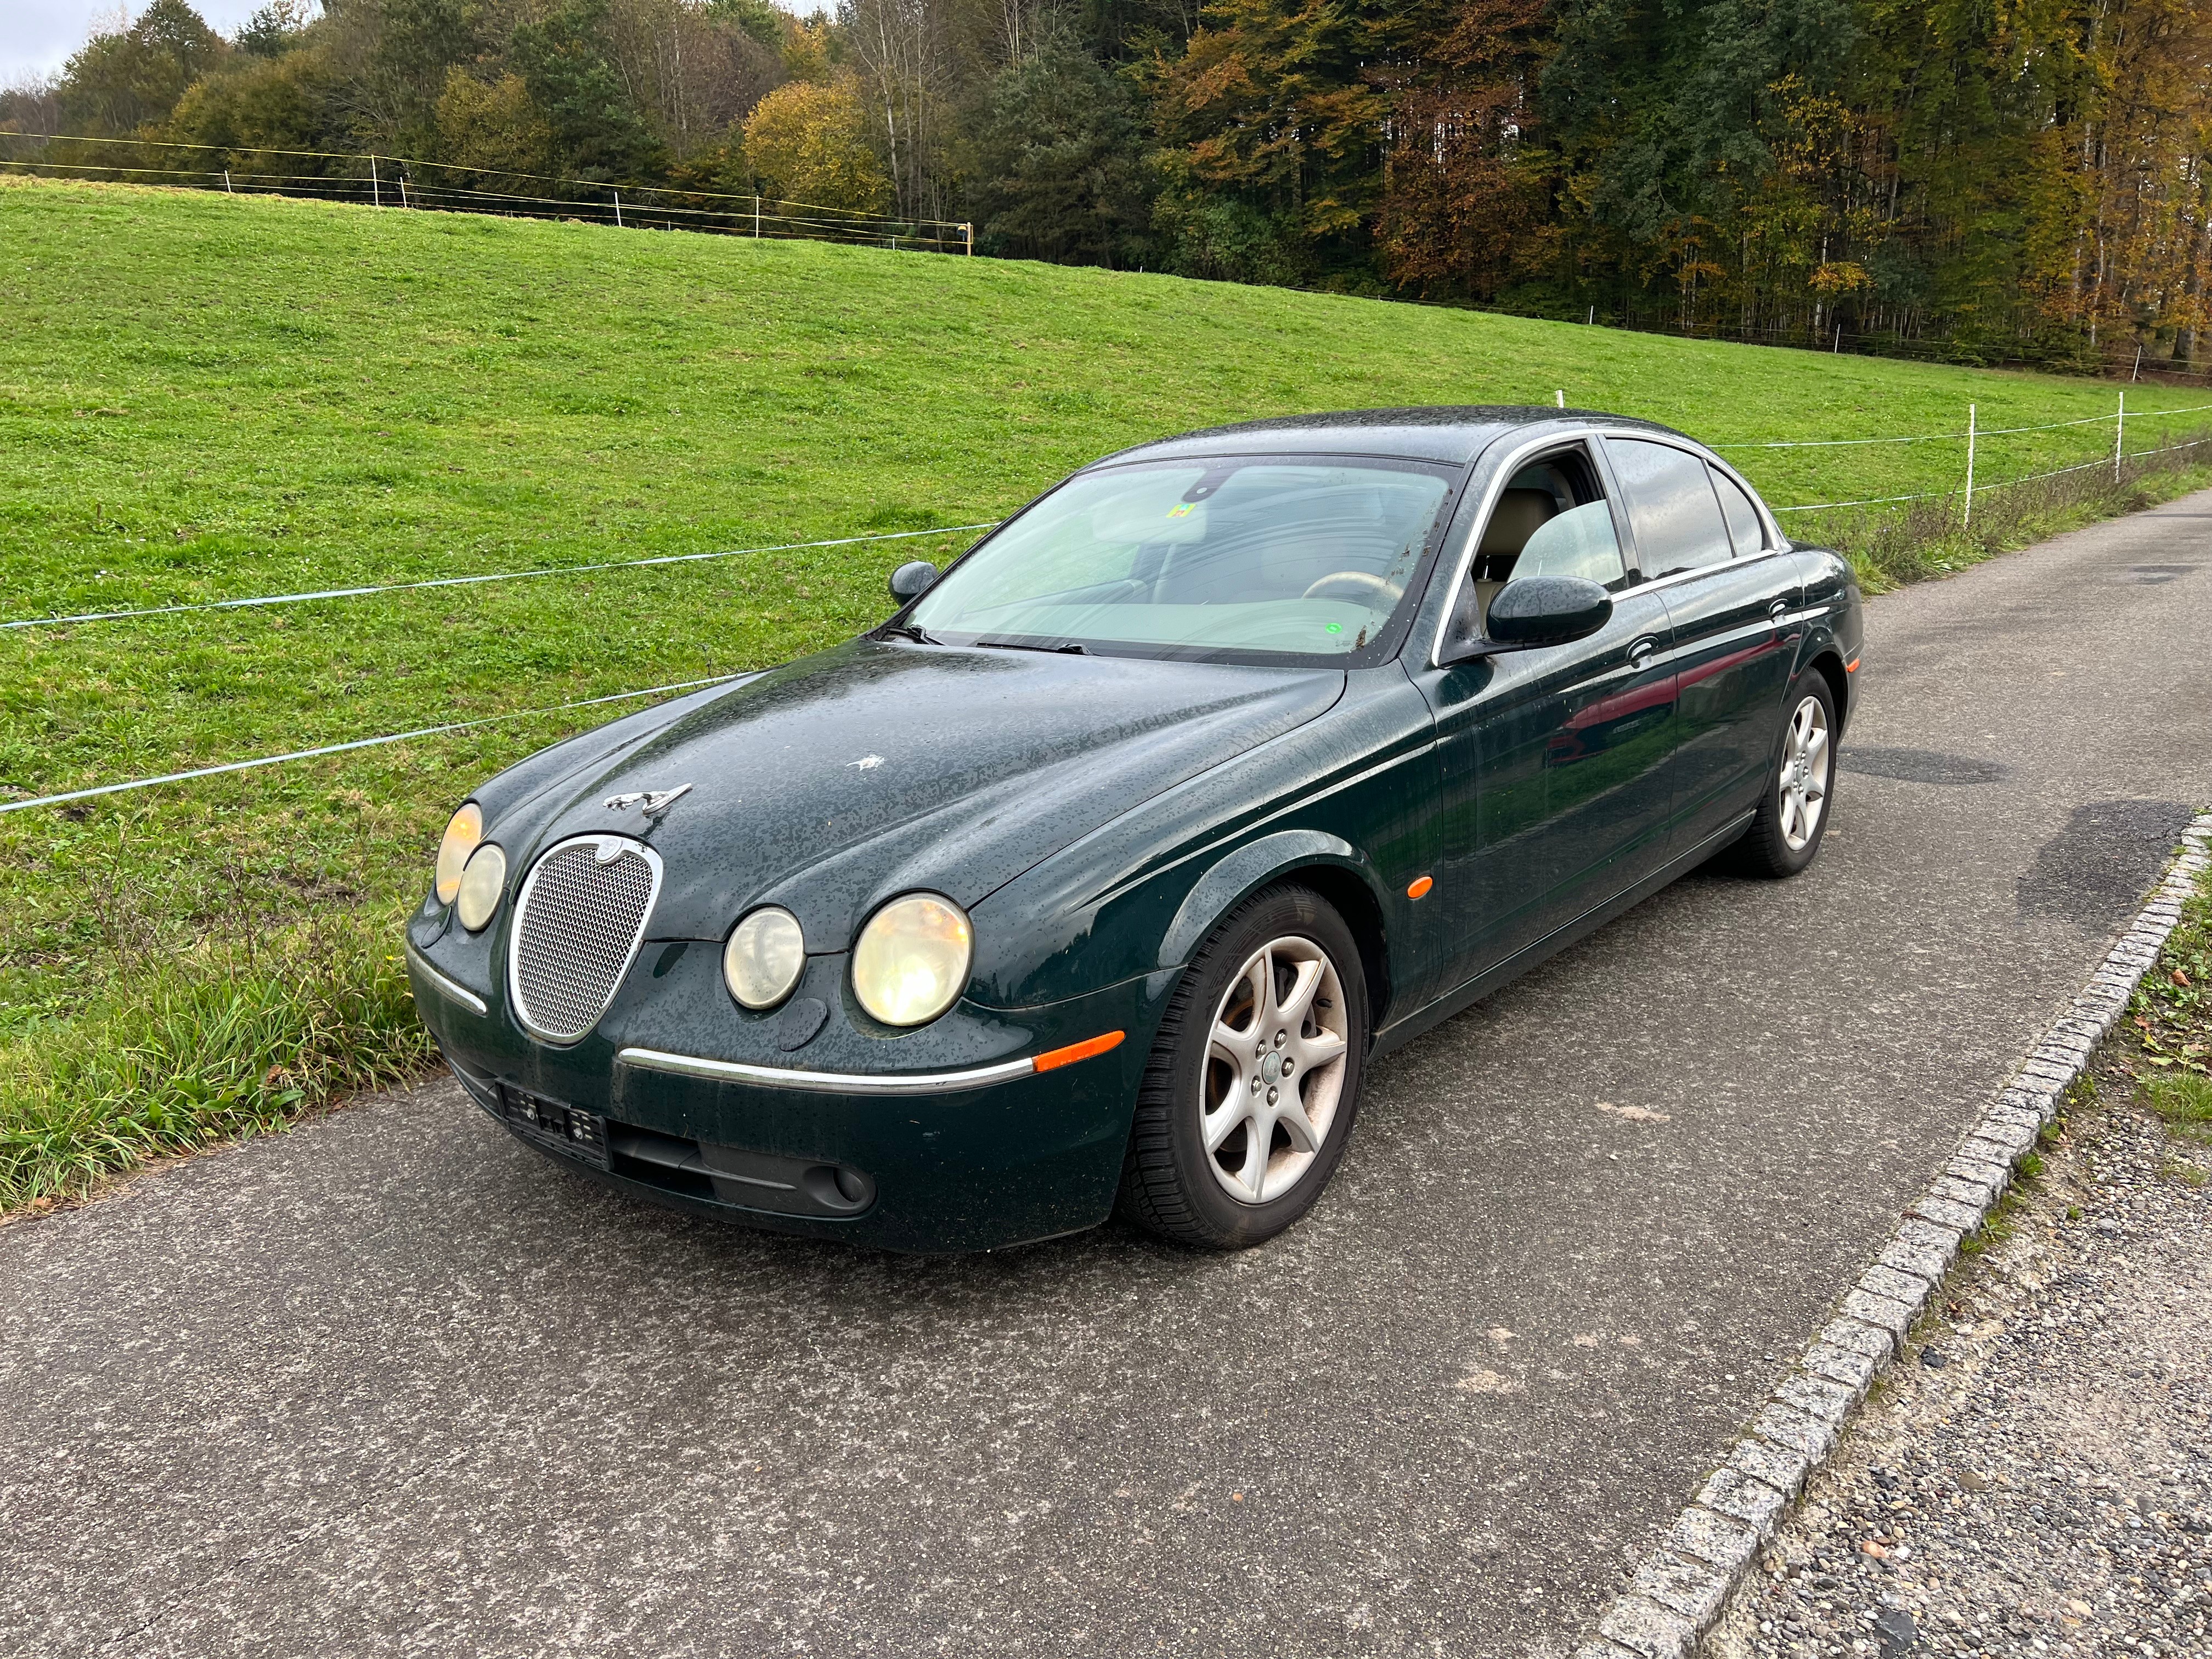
[[515, 639, 1345, 947]]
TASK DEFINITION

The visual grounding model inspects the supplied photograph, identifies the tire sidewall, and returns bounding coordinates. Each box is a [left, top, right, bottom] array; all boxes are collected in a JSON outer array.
[[1147, 885, 1368, 1248]]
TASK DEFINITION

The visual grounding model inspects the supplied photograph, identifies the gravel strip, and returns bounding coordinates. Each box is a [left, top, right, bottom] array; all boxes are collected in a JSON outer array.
[[1703, 1082, 2211, 1658]]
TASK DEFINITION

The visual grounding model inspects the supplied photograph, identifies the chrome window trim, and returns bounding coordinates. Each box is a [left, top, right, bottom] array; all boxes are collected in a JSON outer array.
[[405, 942, 489, 1017], [618, 1045, 1037, 1096], [506, 833, 664, 1047], [1424, 427, 1799, 664], [1425, 426, 1615, 668], [1614, 543, 1794, 599], [1601, 429, 1790, 555]]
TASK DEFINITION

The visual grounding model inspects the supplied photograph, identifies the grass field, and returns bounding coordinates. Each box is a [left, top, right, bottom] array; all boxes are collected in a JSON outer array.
[[5, 174, 2210, 1209]]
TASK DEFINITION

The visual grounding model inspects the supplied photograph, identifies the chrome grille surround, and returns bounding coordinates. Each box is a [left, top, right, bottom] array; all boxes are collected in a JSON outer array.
[[507, 834, 664, 1046]]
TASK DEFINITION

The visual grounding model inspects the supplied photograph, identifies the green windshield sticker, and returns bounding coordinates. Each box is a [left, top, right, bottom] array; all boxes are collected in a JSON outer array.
[[1325, 622, 1342, 634]]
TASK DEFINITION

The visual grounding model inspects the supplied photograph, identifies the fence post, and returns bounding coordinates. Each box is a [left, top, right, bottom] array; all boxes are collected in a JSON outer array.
[[964, 222, 973, 256], [370, 154, 380, 208], [754, 196, 761, 237], [612, 188, 623, 228], [1962, 403, 1976, 529], [1554, 390, 1565, 409], [222, 170, 232, 194], [2115, 390, 2125, 482], [398, 174, 408, 210]]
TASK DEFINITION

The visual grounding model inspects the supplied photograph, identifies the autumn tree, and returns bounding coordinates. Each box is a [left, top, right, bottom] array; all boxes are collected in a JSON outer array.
[[742, 76, 893, 209]]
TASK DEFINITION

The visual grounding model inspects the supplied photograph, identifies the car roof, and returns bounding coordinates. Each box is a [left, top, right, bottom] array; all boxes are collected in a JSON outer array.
[[1090, 406, 1692, 469]]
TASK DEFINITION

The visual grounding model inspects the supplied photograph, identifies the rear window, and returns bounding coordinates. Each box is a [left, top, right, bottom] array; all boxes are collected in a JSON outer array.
[[1711, 467, 1767, 556], [1607, 438, 1732, 577]]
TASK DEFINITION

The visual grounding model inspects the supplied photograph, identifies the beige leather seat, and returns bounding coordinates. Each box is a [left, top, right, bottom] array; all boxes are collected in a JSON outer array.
[[1470, 488, 1557, 628]]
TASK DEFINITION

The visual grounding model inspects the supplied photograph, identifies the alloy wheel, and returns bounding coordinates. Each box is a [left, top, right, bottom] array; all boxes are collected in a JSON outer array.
[[1199, 935, 1351, 1204], [1778, 694, 1831, 851]]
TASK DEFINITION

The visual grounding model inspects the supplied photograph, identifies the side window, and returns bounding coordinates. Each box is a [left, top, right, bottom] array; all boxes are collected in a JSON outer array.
[[1515, 503, 1626, 585], [1451, 445, 1628, 645], [1607, 438, 1733, 577], [1710, 467, 1767, 556]]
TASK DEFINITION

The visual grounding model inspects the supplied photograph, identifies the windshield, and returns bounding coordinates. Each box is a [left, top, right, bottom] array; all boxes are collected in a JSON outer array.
[[907, 458, 1456, 663]]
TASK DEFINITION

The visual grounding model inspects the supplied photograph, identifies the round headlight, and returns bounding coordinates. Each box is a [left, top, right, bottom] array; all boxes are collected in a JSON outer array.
[[455, 843, 506, 932], [434, 802, 483, 906], [724, 907, 806, 1010], [851, 893, 972, 1028]]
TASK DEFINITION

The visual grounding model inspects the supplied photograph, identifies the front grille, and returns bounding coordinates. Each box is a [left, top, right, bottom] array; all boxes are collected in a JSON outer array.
[[508, 835, 661, 1045]]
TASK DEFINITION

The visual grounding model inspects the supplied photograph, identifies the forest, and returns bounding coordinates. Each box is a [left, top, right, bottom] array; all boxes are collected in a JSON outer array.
[[5, 0, 2210, 375]]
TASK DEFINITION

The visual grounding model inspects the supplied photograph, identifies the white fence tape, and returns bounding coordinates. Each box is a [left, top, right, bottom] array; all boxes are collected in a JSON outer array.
[[0, 675, 741, 815], [1713, 398, 2212, 451], [5, 415, 2210, 815], [1, 523, 997, 632], [6, 404, 2209, 630]]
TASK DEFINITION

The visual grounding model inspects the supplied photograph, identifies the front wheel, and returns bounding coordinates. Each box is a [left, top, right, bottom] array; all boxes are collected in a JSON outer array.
[[1118, 885, 1368, 1250], [1732, 673, 1837, 878]]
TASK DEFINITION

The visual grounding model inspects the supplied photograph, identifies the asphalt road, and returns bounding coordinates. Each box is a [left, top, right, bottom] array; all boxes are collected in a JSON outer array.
[[5, 498, 2210, 1659]]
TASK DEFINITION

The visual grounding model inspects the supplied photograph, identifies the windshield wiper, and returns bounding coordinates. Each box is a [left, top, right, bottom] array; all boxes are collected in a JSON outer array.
[[878, 623, 942, 644], [972, 637, 1090, 655]]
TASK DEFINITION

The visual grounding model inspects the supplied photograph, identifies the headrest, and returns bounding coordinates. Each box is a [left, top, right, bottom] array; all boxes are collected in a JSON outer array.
[[1478, 488, 1558, 557]]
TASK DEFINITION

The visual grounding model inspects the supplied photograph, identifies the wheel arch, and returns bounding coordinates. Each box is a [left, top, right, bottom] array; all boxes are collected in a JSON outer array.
[[1159, 831, 1394, 1037], [1804, 646, 1850, 732]]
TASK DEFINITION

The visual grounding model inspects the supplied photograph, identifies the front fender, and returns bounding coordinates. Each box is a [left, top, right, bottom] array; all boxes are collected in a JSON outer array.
[[1158, 830, 1371, 967], [967, 665, 1441, 1021]]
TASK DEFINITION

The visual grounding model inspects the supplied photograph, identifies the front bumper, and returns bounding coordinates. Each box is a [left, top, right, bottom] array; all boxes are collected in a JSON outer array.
[[405, 911, 1171, 1254]]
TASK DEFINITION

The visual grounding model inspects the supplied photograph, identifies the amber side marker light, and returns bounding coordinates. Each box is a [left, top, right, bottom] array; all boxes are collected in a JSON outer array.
[[1846, 657, 1860, 673], [1034, 1030, 1125, 1073], [1407, 875, 1435, 900]]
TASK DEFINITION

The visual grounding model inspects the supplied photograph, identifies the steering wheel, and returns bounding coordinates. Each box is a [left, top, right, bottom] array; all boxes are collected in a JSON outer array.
[[1301, 571, 1401, 605]]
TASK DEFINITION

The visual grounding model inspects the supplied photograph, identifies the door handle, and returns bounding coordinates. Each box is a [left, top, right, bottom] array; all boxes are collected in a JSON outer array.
[[1768, 599, 1792, 620], [1628, 635, 1660, 666]]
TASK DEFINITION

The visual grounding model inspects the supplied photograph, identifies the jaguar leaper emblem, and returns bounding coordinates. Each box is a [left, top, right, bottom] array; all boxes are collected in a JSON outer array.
[[603, 784, 692, 818]]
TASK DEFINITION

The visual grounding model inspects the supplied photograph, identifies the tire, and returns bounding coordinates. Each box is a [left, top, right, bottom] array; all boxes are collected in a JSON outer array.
[[1118, 884, 1369, 1250], [1730, 670, 1838, 878]]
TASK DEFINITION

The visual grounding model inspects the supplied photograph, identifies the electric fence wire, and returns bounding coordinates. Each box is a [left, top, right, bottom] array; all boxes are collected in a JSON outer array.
[[0, 134, 969, 234], [1714, 399, 2212, 450], [1, 523, 999, 632], [1768, 432, 2212, 512], [12, 430, 2211, 811], [0, 674, 744, 816]]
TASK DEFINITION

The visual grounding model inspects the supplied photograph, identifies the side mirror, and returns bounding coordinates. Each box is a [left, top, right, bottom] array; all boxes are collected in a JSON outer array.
[[888, 560, 940, 604], [1448, 575, 1612, 661]]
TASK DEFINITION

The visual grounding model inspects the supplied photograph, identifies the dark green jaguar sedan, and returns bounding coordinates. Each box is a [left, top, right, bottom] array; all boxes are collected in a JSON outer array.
[[406, 407, 1862, 1252]]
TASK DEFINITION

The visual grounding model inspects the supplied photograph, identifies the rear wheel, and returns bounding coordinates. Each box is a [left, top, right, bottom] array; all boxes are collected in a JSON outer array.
[[1731, 672, 1837, 878], [1118, 885, 1368, 1250]]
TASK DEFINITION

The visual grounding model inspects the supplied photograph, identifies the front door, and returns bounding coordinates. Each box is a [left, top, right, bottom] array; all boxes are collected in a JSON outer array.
[[1414, 442, 1679, 992]]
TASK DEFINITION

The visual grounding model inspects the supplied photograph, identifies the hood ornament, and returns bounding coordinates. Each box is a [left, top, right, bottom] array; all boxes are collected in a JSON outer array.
[[604, 784, 692, 819]]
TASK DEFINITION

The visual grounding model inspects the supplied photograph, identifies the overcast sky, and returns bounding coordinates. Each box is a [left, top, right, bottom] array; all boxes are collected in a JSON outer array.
[[3, 1, 278, 87]]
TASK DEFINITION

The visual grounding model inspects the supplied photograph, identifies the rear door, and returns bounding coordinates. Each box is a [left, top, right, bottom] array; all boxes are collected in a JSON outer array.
[[1605, 437, 1802, 851]]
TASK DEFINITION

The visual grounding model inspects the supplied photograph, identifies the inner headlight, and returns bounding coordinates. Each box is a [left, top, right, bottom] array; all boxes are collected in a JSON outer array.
[[851, 893, 972, 1027], [724, 907, 806, 1010], [455, 843, 506, 932], [434, 802, 483, 906]]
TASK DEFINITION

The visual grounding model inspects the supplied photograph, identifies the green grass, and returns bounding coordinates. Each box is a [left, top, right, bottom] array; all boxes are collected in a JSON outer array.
[[2132, 855, 2212, 1151], [6, 173, 2212, 1210]]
